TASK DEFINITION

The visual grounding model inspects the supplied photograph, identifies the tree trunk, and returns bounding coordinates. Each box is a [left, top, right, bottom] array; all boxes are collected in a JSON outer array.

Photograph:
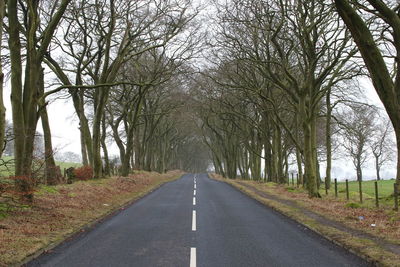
[[296, 148, 303, 185], [92, 89, 110, 178], [134, 128, 141, 170], [39, 68, 61, 185], [8, 0, 35, 201], [71, 90, 93, 166], [295, 113, 304, 185], [375, 155, 381, 180], [101, 114, 110, 176], [300, 97, 319, 197], [0, 0, 6, 158], [80, 125, 88, 165], [325, 90, 332, 189], [121, 132, 133, 176], [356, 161, 363, 182]]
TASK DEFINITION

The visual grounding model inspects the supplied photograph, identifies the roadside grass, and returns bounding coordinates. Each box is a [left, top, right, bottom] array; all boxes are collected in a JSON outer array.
[[0, 170, 184, 267], [211, 174, 400, 266]]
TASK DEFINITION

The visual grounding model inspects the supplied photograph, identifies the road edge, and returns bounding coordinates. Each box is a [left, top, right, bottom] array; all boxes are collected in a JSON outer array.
[[207, 174, 386, 267], [15, 174, 185, 267]]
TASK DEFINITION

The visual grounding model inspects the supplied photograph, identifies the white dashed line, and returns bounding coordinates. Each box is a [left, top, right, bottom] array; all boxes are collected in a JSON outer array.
[[190, 247, 196, 267], [193, 197, 196, 206], [194, 189, 196, 196], [192, 210, 196, 231], [194, 184, 196, 189]]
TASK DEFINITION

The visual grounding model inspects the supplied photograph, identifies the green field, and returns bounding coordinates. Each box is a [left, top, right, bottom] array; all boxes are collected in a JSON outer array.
[[316, 179, 399, 208], [0, 156, 81, 177], [333, 179, 396, 198]]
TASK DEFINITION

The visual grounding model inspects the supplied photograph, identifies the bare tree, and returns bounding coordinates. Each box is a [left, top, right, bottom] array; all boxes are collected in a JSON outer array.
[[339, 105, 376, 181], [370, 118, 395, 180], [334, 0, 400, 184], [44, 0, 198, 178]]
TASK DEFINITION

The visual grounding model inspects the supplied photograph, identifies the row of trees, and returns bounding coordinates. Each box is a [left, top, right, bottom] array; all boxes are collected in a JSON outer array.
[[0, 0, 211, 202], [193, 0, 398, 197], [2, 0, 400, 200]]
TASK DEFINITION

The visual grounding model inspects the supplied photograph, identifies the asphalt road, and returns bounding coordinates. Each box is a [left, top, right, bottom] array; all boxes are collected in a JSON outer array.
[[27, 174, 369, 267]]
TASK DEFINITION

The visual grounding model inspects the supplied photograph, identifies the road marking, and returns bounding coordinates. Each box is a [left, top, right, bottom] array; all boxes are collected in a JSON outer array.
[[192, 210, 196, 231], [194, 184, 196, 189], [193, 197, 196, 206], [194, 190, 196, 196], [190, 247, 196, 267]]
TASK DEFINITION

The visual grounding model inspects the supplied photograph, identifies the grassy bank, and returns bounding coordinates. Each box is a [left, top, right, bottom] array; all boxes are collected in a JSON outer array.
[[211, 174, 400, 266], [0, 170, 184, 266]]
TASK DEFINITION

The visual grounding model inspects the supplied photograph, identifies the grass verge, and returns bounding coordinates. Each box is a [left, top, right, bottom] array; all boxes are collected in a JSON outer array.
[[210, 174, 400, 267], [0, 170, 184, 267]]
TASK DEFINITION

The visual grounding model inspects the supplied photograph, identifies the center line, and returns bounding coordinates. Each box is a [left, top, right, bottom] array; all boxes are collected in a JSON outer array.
[[194, 184, 196, 189], [194, 189, 196, 196], [190, 247, 196, 267], [193, 197, 196, 206], [192, 210, 196, 231]]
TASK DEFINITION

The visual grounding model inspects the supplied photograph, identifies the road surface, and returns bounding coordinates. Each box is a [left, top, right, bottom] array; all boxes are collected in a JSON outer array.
[[27, 174, 369, 267]]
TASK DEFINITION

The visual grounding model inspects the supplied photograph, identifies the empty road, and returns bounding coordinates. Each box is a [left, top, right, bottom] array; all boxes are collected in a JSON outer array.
[[27, 174, 369, 267]]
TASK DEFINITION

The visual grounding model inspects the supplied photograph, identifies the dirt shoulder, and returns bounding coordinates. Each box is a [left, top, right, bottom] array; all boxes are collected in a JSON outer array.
[[209, 174, 400, 267], [0, 170, 184, 267]]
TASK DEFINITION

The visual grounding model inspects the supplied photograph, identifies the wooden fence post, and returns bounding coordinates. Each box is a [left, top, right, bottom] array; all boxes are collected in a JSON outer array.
[[334, 178, 338, 198], [346, 179, 349, 201], [374, 181, 379, 208]]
